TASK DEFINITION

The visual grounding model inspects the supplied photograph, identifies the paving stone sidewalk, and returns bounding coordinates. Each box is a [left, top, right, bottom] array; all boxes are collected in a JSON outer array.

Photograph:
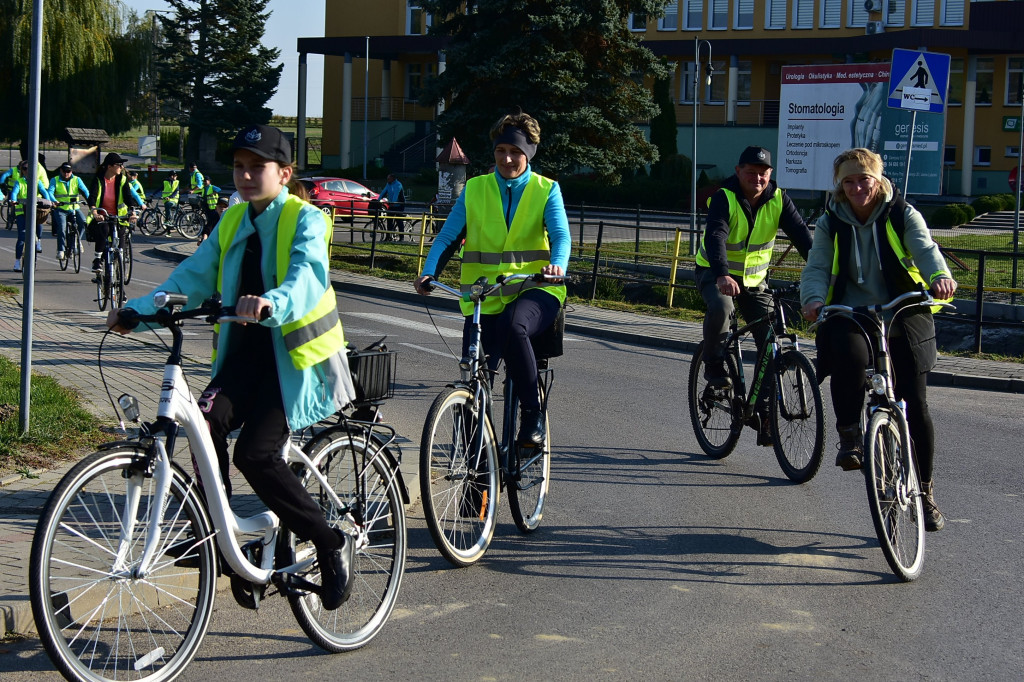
[[2, 250, 1022, 636]]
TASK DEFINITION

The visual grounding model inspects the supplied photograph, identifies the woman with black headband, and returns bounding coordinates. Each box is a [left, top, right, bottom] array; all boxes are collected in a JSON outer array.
[[415, 111, 571, 444]]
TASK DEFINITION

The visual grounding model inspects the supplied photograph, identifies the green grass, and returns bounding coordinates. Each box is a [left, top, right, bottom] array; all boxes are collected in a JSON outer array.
[[0, 356, 104, 476]]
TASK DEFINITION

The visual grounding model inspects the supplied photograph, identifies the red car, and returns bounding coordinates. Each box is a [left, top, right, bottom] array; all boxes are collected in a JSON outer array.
[[298, 176, 377, 220]]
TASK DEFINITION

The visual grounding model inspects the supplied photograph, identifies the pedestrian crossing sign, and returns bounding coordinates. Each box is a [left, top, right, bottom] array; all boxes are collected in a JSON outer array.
[[887, 48, 950, 113]]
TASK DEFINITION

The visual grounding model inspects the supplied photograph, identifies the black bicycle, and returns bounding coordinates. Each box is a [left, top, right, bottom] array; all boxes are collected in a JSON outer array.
[[688, 282, 826, 483], [91, 208, 127, 311], [55, 210, 82, 273], [418, 274, 560, 566]]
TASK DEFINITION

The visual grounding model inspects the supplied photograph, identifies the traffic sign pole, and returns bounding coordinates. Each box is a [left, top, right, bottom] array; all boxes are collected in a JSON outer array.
[[903, 110, 916, 198]]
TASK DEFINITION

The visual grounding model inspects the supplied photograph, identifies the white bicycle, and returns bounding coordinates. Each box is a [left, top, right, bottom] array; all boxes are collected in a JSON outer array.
[[29, 292, 408, 682]]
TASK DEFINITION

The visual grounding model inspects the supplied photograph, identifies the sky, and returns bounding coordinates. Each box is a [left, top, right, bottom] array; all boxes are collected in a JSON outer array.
[[121, 0, 326, 117]]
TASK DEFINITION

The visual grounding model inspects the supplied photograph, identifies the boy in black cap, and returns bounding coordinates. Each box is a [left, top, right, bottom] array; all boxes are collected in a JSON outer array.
[[106, 123, 356, 611], [694, 146, 813, 445]]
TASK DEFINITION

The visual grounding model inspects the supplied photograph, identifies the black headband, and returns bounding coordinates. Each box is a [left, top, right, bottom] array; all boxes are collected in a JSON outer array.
[[493, 126, 537, 162]]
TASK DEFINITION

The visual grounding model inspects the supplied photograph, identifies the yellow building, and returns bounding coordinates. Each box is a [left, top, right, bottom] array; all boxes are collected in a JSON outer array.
[[297, 0, 1024, 197]]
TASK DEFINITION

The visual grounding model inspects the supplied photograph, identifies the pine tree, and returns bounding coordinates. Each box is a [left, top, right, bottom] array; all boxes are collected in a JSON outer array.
[[0, 0, 149, 139], [418, 0, 672, 183], [157, 0, 282, 164]]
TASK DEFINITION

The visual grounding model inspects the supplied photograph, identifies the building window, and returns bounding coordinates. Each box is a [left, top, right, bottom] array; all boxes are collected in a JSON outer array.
[[735, 0, 754, 29], [848, 0, 869, 26], [793, 0, 814, 28], [976, 57, 994, 106], [708, 60, 726, 103], [974, 146, 991, 166], [941, 0, 964, 26], [737, 60, 752, 103], [684, 0, 703, 29], [405, 62, 436, 100], [710, 0, 729, 29], [887, 0, 905, 27], [944, 146, 956, 166], [766, 0, 786, 28], [948, 58, 963, 106], [1006, 146, 1020, 158], [1007, 58, 1024, 106], [629, 13, 647, 31], [911, 0, 933, 27], [680, 62, 697, 103], [407, 5, 431, 35], [820, 0, 841, 27], [659, 2, 679, 30]]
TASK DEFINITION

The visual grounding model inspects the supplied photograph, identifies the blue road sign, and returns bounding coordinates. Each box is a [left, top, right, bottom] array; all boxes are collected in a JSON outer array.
[[887, 49, 951, 114]]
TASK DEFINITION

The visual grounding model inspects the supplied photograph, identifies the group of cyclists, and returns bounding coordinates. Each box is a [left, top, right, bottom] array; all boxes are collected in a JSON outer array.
[[69, 109, 954, 613], [4, 152, 229, 275]]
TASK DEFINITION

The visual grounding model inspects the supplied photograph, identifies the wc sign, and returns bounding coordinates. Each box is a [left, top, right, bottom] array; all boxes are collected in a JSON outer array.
[[887, 49, 951, 114]]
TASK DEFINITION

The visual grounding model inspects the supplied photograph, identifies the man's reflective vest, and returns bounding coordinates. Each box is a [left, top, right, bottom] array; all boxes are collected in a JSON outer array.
[[52, 176, 83, 211], [13, 177, 47, 216], [696, 188, 782, 287], [214, 196, 345, 370], [190, 169, 204, 193], [460, 173, 566, 316], [203, 185, 220, 210]]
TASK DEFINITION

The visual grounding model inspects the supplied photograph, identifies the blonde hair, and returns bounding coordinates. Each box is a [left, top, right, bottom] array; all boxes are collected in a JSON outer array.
[[832, 148, 885, 204], [489, 111, 541, 144], [286, 177, 310, 203]]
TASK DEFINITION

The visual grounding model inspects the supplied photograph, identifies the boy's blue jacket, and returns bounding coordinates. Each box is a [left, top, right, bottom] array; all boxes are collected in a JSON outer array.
[[124, 187, 355, 430]]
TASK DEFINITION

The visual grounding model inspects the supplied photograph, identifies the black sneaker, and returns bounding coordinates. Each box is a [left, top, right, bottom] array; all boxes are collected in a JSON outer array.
[[318, 532, 354, 610], [91, 257, 103, 273], [704, 359, 731, 389], [517, 408, 545, 446], [835, 425, 863, 471], [921, 481, 945, 532]]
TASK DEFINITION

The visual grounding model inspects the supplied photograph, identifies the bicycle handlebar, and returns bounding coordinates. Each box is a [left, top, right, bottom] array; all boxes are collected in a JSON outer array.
[[811, 289, 953, 331], [421, 273, 568, 302], [117, 292, 270, 330]]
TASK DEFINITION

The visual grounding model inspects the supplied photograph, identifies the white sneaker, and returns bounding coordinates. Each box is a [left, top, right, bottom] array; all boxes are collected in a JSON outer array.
[[57, 250, 65, 260], [13, 258, 22, 272], [35, 242, 42, 253]]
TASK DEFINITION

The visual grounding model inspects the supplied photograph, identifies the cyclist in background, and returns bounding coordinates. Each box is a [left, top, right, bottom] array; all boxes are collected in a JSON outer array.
[[200, 176, 222, 236], [188, 161, 204, 196], [106, 124, 358, 610], [48, 162, 90, 262], [162, 169, 180, 220], [414, 110, 569, 445], [85, 152, 144, 273], [800, 148, 956, 531], [9, 158, 56, 272], [695, 146, 813, 446], [127, 169, 144, 198], [377, 173, 406, 242]]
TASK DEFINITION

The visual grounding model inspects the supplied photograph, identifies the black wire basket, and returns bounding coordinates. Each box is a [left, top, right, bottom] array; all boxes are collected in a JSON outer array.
[[347, 348, 397, 404]]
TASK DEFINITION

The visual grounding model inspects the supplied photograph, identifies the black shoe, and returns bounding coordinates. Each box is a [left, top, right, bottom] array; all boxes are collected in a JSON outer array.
[[318, 532, 354, 610], [704, 359, 731, 389], [518, 408, 545, 446], [91, 257, 102, 273], [921, 481, 946, 532], [835, 424, 863, 471], [756, 412, 774, 447]]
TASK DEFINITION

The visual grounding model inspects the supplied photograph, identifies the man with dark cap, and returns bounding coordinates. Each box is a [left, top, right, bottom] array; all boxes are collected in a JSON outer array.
[[48, 162, 90, 262], [161, 169, 180, 222], [694, 146, 813, 445]]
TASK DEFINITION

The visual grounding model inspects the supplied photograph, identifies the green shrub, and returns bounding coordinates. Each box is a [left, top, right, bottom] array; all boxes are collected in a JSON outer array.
[[970, 194, 1003, 215], [996, 193, 1018, 210], [930, 203, 974, 227]]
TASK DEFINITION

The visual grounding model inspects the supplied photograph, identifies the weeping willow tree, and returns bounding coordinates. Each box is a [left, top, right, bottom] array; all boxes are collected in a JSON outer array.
[[0, 0, 150, 141]]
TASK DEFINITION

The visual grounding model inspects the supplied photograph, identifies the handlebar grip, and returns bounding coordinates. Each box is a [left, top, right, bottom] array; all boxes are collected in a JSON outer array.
[[153, 291, 188, 308], [116, 308, 140, 330]]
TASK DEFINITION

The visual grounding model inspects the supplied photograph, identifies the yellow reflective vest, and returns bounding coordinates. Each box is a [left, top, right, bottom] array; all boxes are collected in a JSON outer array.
[[214, 196, 345, 369], [460, 173, 567, 316], [696, 188, 782, 287], [162, 180, 179, 204]]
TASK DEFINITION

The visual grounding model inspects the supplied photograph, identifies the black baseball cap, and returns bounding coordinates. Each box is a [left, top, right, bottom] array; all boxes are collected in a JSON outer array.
[[168, 169, 178, 175], [231, 124, 291, 165], [101, 152, 127, 166], [59, 162, 72, 172], [737, 146, 773, 169]]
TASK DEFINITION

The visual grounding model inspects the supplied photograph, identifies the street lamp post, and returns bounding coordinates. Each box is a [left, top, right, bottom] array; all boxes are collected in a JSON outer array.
[[690, 37, 713, 255], [1013, 81, 1023, 304]]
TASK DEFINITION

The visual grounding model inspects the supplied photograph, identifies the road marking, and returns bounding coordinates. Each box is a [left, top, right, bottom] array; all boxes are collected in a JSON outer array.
[[344, 311, 462, 337], [398, 341, 457, 359]]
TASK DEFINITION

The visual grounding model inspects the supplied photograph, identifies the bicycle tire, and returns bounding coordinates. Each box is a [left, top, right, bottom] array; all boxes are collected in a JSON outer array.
[[70, 230, 81, 273], [769, 350, 826, 483], [507, 385, 552, 533], [175, 209, 204, 239], [29, 448, 217, 682], [138, 208, 163, 236], [419, 386, 500, 567], [0, 200, 9, 226], [96, 255, 109, 312], [111, 254, 126, 309], [687, 341, 743, 459], [286, 426, 406, 652], [123, 233, 134, 285], [864, 409, 925, 581], [57, 231, 69, 271]]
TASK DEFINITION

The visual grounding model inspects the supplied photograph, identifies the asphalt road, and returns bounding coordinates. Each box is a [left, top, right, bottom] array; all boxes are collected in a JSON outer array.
[[2, 229, 1022, 680]]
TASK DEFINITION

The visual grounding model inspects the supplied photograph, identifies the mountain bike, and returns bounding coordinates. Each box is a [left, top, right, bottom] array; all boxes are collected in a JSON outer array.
[[138, 194, 203, 239], [812, 289, 952, 581], [55, 209, 83, 273], [29, 293, 408, 682], [418, 274, 561, 566], [688, 282, 826, 483], [91, 209, 127, 312]]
